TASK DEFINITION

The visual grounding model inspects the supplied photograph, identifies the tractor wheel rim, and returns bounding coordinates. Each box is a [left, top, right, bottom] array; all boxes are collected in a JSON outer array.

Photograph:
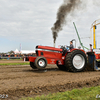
[[38, 59, 45, 67], [73, 54, 85, 69]]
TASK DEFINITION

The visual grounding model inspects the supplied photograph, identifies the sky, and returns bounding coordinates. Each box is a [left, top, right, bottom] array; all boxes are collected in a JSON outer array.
[[0, 0, 100, 52]]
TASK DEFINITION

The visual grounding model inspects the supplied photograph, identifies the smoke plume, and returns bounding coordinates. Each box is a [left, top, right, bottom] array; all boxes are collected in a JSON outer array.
[[51, 0, 81, 44]]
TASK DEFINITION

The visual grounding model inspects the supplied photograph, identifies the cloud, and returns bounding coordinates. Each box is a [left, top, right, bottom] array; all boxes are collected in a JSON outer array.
[[0, 0, 100, 52]]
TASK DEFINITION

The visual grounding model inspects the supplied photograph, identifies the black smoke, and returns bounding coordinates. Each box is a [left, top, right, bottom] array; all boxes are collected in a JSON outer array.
[[51, 0, 81, 44]]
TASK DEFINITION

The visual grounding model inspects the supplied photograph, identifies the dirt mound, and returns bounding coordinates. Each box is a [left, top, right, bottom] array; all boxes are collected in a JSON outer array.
[[0, 64, 100, 100]]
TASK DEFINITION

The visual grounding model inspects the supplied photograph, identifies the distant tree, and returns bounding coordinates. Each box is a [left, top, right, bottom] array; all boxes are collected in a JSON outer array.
[[8, 50, 14, 55]]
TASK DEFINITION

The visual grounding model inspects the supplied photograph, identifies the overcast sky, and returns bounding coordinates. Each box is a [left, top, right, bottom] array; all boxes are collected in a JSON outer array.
[[0, 0, 100, 52]]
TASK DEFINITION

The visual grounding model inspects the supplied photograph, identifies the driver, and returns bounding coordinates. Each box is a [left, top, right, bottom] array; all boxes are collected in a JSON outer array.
[[69, 41, 74, 50]]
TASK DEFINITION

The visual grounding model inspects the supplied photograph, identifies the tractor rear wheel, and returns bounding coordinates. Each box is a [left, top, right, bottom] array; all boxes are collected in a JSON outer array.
[[30, 62, 37, 69], [65, 50, 87, 72], [35, 57, 47, 69]]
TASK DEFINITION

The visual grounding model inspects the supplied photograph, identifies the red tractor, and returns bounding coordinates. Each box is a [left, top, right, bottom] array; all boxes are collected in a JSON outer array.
[[25, 45, 87, 72]]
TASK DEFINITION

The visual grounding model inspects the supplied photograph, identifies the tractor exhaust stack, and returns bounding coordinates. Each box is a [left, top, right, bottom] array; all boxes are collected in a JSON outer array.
[[54, 42, 55, 47]]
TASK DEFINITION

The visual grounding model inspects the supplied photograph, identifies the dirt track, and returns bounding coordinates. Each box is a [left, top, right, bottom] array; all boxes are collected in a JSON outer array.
[[0, 62, 100, 100]]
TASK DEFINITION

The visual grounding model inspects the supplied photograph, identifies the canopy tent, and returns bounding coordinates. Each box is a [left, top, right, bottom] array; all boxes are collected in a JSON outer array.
[[14, 49, 35, 54]]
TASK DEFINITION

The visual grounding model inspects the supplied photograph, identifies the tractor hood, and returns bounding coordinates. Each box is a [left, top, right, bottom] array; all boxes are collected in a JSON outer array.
[[36, 45, 62, 52]]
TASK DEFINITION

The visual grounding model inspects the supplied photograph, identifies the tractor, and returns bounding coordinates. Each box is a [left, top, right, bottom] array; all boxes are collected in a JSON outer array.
[[24, 45, 88, 72]]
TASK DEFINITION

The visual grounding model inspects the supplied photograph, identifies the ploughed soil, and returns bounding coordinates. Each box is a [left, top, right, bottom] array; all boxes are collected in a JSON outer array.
[[0, 61, 100, 100]]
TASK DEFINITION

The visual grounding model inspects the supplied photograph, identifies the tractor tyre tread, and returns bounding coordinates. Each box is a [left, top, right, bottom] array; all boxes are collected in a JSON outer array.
[[35, 57, 47, 69], [65, 50, 87, 72], [30, 62, 37, 69]]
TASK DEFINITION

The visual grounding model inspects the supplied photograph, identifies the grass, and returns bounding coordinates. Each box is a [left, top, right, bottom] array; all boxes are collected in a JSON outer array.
[[0, 62, 29, 66], [20, 86, 100, 100], [0, 59, 29, 65]]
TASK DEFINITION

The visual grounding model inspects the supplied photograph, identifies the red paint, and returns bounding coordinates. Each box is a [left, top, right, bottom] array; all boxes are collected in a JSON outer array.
[[26, 45, 85, 66], [36, 45, 62, 52], [95, 54, 100, 59], [29, 56, 37, 62]]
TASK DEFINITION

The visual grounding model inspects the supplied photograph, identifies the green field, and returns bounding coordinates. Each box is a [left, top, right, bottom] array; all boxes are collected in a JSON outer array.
[[20, 86, 100, 100], [0, 62, 29, 66], [0, 59, 29, 65]]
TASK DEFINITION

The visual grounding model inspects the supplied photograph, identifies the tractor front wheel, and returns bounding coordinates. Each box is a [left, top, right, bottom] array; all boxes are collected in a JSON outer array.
[[65, 50, 87, 72], [35, 57, 47, 69], [30, 62, 37, 69]]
